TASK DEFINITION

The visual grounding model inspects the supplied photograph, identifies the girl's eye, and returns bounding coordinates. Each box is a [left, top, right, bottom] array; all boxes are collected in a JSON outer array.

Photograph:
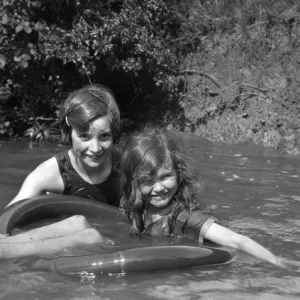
[[161, 173, 176, 181], [139, 178, 153, 186]]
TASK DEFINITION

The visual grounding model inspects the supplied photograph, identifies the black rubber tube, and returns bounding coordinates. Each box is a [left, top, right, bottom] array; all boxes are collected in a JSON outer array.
[[53, 245, 233, 277], [0, 194, 128, 235], [0, 195, 234, 277]]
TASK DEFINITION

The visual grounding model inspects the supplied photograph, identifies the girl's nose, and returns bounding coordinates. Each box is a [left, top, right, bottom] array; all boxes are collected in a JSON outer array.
[[89, 139, 102, 153], [152, 181, 164, 192]]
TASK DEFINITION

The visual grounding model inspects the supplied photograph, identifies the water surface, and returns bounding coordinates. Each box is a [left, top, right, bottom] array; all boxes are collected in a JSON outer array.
[[0, 134, 299, 299]]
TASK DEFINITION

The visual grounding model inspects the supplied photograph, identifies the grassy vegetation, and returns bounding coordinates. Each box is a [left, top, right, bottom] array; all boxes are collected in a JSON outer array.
[[163, 0, 300, 154]]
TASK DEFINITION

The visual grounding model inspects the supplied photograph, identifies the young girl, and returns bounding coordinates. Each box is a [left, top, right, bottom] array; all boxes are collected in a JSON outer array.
[[7, 84, 121, 207], [119, 129, 292, 268], [0, 84, 120, 259]]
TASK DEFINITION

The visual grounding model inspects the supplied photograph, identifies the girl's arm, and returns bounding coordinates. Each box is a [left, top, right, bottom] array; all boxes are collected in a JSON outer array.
[[6, 157, 64, 208], [204, 222, 280, 266]]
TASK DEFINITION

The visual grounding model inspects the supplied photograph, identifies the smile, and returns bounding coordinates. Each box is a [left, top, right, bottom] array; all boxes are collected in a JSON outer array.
[[85, 153, 102, 160], [150, 191, 169, 199]]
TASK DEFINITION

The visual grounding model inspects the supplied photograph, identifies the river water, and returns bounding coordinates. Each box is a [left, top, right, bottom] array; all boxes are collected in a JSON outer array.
[[0, 133, 299, 300]]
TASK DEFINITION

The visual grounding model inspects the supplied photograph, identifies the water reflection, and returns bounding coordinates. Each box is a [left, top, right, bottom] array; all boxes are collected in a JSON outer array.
[[0, 135, 300, 299]]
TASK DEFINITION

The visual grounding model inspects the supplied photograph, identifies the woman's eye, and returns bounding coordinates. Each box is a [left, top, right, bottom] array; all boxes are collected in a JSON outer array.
[[79, 134, 89, 140], [99, 133, 112, 141]]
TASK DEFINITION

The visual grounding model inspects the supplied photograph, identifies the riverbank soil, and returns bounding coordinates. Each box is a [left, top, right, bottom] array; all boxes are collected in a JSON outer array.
[[162, 6, 300, 155]]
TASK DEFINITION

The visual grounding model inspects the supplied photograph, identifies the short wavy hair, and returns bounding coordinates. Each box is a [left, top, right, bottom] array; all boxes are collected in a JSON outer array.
[[120, 129, 203, 234], [59, 84, 120, 144]]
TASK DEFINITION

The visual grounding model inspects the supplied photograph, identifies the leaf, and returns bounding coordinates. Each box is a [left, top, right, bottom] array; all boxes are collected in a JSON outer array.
[[22, 9, 29, 16], [0, 55, 7, 69], [1, 15, 9, 25], [3, 0, 10, 6], [22, 53, 31, 60], [15, 24, 23, 33], [36, 132, 42, 139], [35, 22, 43, 31], [20, 60, 29, 68], [13, 56, 22, 62], [24, 26, 32, 34], [31, 1, 41, 8]]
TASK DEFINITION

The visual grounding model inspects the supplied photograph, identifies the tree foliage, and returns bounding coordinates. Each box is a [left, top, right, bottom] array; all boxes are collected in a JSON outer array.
[[0, 0, 185, 138], [2, 0, 297, 143]]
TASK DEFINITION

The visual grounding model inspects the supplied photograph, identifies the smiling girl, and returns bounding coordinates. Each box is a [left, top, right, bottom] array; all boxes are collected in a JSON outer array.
[[120, 129, 295, 269]]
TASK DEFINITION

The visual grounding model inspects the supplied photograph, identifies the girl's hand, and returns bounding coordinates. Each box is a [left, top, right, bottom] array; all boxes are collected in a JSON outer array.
[[101, 236, 116, 246], [276, 257, 300, 271], [0, 234, 7, 239]]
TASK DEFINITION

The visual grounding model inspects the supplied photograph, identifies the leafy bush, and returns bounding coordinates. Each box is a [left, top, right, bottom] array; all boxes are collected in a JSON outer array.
[[2, 0, 300, 153], [0, 0, 184, 138]]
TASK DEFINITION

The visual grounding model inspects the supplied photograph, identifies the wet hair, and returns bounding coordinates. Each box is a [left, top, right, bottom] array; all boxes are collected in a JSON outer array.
[[120, 129, 203, 234], [59, 84, 120, 144]]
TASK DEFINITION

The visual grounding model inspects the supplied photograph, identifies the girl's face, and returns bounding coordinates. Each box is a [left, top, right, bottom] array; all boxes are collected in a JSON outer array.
[[71, 116, 113, 169], [138, 165, 178, 209]]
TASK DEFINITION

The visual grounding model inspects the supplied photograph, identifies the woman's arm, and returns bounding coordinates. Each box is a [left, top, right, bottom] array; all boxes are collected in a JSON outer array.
[[0, 216, 115, 260], [6, 157, 64, 208], [1, 215, 91, 243], [0, 228, 103, 260], [204, 222, 280, 266]]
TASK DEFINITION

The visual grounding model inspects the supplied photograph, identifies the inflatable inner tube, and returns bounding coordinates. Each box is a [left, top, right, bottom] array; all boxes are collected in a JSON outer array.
[[0, 195, 234, 277], [0, 194, 128, 235]]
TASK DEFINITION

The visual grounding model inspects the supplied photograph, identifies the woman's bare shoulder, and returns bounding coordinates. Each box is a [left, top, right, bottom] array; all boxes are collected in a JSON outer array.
[[8, 156, 64, 205]]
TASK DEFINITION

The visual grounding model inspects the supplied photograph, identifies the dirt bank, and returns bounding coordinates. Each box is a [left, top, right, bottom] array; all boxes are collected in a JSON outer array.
[[162, 9, 300, 155]]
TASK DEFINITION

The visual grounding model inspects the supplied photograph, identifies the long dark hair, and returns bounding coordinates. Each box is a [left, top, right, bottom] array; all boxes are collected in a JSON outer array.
[[120, 129, 203, 234]]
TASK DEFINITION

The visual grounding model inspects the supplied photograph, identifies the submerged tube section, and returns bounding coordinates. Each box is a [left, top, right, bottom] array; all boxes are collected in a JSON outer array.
[[0, 195, 234, 277], [53, 245, 233, 277]]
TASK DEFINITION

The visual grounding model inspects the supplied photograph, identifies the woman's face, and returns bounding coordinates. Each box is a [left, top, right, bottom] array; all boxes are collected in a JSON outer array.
[[71, 116, 113, 169], [138, 165, 178, 209]]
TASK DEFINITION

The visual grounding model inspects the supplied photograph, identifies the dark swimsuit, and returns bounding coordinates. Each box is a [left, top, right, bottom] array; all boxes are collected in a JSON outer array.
[[144, 209, 217, 244], [55, 148, 121, 206]]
